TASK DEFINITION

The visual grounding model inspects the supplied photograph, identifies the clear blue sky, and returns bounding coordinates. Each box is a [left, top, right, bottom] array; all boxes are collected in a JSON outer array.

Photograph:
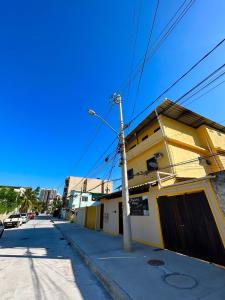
[[0, 0, 224, 192]]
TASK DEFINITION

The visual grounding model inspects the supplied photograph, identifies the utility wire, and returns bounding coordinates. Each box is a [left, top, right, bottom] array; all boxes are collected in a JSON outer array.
[[118, 0, 195, 96], [184, 79, 225, 107], [127, 38, 225, 126], [67, 137, 118, 192], [130, 0, 160, 121]]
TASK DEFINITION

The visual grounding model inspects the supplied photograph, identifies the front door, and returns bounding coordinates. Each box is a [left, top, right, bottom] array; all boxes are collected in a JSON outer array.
[[158, 191, 225, 265], [118, 202, 123, 235]]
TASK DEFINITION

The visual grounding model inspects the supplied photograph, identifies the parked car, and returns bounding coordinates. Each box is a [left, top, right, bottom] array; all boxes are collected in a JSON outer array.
[[21, 213, 28, 223], [0, 220, 4, 238], [27, 212, 34, 220], [4, 214, 23, 228]]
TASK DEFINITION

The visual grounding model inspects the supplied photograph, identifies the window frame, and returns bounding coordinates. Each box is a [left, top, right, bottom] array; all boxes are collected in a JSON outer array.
[[146, 157, 158, 171]]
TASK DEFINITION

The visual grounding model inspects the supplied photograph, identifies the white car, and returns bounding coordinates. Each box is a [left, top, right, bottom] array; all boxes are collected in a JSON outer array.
[[4, 214, 23, 228], [21, 213, 28, 223]]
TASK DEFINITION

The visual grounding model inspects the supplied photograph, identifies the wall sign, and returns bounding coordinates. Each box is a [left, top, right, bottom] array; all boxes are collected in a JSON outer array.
[[129, 196, 149, 216]]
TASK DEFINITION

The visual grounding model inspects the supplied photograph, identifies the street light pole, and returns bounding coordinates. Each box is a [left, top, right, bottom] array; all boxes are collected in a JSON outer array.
[[113, 94, 132, 251], [88, 93, 132, 251]]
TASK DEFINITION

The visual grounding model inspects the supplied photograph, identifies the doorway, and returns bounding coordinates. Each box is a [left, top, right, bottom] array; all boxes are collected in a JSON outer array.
[[158, 191, 225, 265], [118, 202, 123, 235]]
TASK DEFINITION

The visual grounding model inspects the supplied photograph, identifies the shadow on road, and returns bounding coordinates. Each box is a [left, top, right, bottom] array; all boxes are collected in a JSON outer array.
[[0, 216, 109, 299]]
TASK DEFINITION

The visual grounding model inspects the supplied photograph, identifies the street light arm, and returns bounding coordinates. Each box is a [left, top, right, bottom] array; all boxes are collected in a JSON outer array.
[[91, 112, 119, 137]]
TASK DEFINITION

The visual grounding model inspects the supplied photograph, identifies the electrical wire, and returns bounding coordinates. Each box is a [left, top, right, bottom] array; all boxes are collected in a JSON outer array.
[[117, 0, 195, 96], [127, 38, 225, 126], [130, 0, 160, 120]]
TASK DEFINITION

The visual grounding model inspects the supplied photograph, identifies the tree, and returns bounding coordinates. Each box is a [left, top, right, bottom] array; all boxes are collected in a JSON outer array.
[[0, 188, 19, 214], [19, 187, 40, 213]]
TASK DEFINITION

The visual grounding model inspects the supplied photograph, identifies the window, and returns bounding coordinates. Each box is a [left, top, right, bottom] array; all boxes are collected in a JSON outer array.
[[146, 157, 158, 171], [127, 169, 134, 180], [154, 127, 160, 133], [82, 196, 88, 202], [142, 135, 148, 141]]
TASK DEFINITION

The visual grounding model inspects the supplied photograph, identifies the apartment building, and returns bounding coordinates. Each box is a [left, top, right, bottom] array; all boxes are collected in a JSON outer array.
[[39, 188, 57, 207], [101, 99, 225, 266], [62, 176, 112, 205]]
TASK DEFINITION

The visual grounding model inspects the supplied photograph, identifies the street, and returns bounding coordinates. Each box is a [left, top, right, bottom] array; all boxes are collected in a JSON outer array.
[[0, 216, 111, 300]]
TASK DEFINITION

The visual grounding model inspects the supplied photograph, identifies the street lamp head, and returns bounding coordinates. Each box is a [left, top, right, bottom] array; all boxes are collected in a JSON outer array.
[[88, 109, 96, 116]]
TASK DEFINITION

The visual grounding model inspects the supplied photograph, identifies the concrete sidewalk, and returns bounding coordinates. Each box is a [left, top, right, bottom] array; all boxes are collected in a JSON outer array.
[[53, 220, 225, 300]]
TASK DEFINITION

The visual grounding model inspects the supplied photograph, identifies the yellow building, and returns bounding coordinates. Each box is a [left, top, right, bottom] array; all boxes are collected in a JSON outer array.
[[101, 99, 225, 266]]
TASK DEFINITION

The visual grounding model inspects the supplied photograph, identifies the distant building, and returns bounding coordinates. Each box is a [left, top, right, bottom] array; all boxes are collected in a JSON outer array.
[[62, 176, 112, 205], [39, 188, 57, 208]]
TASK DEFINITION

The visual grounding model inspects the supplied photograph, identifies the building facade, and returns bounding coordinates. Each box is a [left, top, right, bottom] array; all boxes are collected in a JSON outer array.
[[101, 99, 225, 266], [62, 176, 112, 205], [39, 188, 57, 208]]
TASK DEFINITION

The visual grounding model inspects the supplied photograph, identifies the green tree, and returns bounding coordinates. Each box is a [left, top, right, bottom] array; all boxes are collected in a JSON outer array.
[[0, 188, 19, 214], [19, 187, 40, 212]]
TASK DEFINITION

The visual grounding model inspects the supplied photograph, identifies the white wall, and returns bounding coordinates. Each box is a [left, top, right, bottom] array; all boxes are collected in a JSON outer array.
[[102, 193, 162, 247], [75, 207, 86, 227], [103, 200, 119, 235]]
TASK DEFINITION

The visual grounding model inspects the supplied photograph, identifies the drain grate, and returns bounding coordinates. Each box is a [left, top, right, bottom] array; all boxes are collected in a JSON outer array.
[[21, 237, 30, 240], [60, 237, 64, 240], [148, 259, 165, 266]]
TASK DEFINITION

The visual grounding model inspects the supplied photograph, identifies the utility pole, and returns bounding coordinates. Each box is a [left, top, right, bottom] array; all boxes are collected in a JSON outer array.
[[88, 93, 132, 251], [113, 93, 132, 252]]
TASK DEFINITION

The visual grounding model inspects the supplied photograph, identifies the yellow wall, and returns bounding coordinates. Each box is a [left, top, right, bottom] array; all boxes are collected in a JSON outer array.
[[161, 115, 204, 148], [168, 144, 209, 178], [125, 115, 225, 185], [126, 121, 160, 150], [85, 206, 97, 230], [101, 179, 225, 250], [127, 141, 171, 186]]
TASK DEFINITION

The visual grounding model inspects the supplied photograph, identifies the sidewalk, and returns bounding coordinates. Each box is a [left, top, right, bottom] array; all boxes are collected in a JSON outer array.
[[53, 220, 225, 300]]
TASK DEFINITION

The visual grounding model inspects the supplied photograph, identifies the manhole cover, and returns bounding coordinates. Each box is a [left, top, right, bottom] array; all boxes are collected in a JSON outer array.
[[148, 259, 165, 266], [60, 237, 64, 240], [164, 273, 198, 289]]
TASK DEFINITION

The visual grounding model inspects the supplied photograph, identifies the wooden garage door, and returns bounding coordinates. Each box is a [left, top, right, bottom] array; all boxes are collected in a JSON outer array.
[[158, 191, 225, 265], [85, 206, 96, 230]]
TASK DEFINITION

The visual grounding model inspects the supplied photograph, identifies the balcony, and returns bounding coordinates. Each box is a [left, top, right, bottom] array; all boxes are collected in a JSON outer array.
[[127, 129, 163, 161]]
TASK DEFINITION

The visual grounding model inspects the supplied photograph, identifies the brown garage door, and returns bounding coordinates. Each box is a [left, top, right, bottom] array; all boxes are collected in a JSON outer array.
[[158, 191, 225, 265]]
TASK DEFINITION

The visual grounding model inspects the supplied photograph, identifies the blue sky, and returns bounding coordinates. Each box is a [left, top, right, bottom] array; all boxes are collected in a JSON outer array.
[[0, 0, 224, 192]]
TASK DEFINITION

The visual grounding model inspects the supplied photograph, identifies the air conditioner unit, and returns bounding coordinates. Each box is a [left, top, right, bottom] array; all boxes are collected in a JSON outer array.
[[154, 152, 163, 160]]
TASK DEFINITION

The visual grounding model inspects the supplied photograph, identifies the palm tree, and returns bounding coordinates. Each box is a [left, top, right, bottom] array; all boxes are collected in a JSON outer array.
[[19, 187, 40, 213]]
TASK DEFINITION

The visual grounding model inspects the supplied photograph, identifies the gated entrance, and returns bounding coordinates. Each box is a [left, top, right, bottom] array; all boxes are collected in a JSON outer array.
[[158, 191, 225, 265]]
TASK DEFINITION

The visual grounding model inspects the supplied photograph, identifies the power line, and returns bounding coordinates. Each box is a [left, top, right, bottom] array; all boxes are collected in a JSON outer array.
[[118, 0, 195, 96], [133, 152, 224, 178], [130, 0, 160, 120], [126, 0, 143, 105], [127, 38, 225, 126], [184, 79, 225, 107], [67, 137, 118, 193]]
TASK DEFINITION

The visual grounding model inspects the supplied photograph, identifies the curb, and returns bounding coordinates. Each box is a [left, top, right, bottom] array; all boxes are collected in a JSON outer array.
[[53, 221, 131, 300]]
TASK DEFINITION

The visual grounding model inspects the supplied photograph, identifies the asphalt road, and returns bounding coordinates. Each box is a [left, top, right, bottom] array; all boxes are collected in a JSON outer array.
[[0, 216, 111, 300]]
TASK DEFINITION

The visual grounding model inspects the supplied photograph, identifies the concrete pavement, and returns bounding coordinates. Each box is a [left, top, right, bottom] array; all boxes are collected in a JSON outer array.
[[53, 220, 225, 300], [0, 216, 111, 300]]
